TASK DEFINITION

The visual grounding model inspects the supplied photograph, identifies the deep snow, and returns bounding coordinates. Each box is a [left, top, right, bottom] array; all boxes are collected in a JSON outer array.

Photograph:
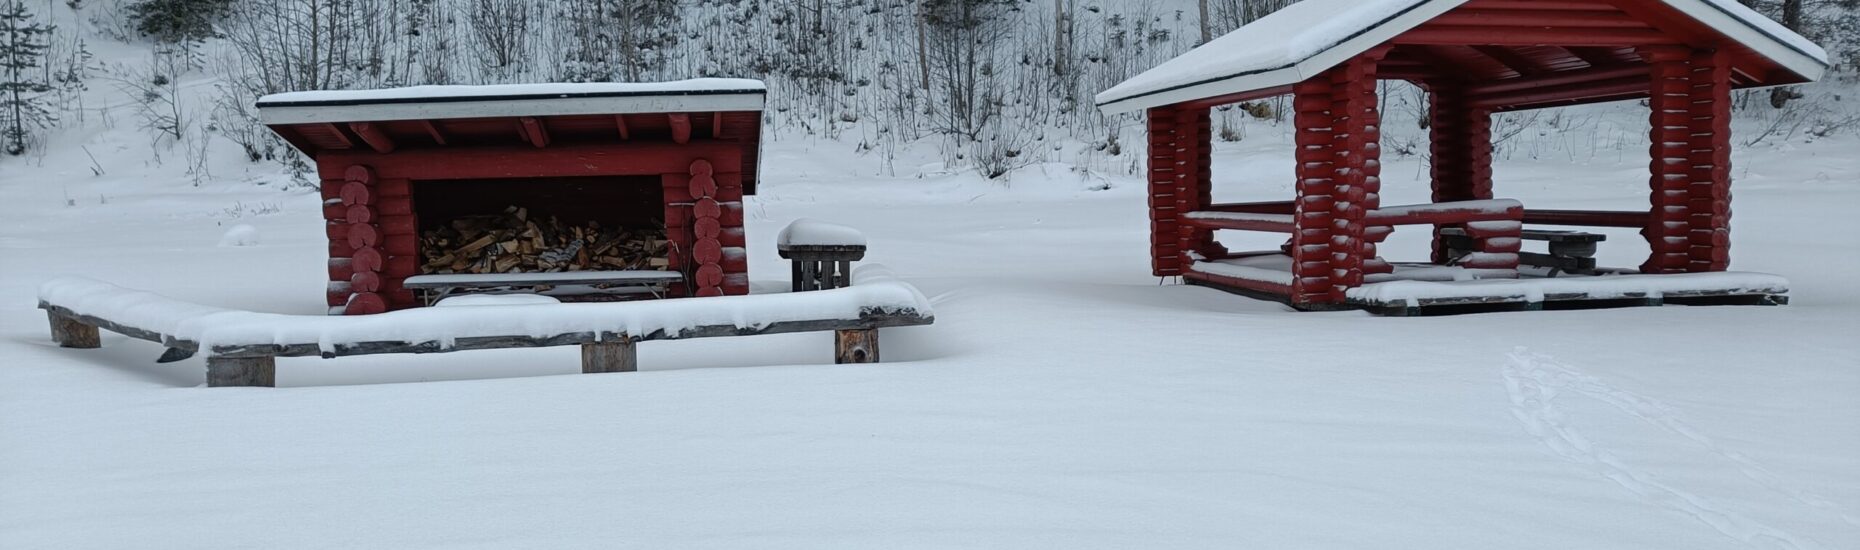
[[4, 75, 1860, 550]]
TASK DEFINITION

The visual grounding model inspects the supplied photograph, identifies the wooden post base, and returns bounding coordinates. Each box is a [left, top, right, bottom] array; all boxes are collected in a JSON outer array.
[[48, 312, 101, 349], [207, 356, 276, 387], [834, 329, 879, 364], [582, 340, 638, 373]]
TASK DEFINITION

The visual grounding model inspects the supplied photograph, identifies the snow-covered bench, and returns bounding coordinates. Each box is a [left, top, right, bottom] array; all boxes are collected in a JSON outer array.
[[37, 266, 933, 387], [401, 270, 685, 304]]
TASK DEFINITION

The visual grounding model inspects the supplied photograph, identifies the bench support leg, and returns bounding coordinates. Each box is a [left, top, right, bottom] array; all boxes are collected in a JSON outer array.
[[835, 329, 879, 364], [207, 356, 276, 387], [582, 340, 637, 374], [47, 312, 101, 348]]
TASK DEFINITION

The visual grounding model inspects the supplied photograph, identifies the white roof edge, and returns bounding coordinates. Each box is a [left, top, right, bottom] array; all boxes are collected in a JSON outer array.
[[259, 93, 766, 125], [1096, 0, 1830, 115]]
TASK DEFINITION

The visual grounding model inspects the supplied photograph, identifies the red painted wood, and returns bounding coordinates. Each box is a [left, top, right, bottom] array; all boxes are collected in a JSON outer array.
[[340, 182, 374, 207], [1145, 107, 1182, 276], [348, 223, 381, 249], [1365, 203, 1522, 226], [327, 282, 353, 307], [694, 217, 721, 240], [669, 114, 692, 144], [377, 178, 411, 198], [1687, 49, 1733, 272], [1521, 209, 1649, 227], [316, 143, 743, 181], [328, 258, 354, 281], [694, 239, 723, 265], [349, 122, 396, 154], [351, 247, 384, 273], [379, 215, 417, 236], [689, 174, 718, 199], [1290, 76, 1337, 305], [693, 198, 722, 219], [1639, 46, 1695, 274], [384, 235, 417, 257], [695, 264, 724, 288], [518, 116, 550, 148], [1397, 26, 1677, 46], [345, 204, 376, 224], [1179, 214, 1294, 233], [351, 271, 382, 293], [345, 292, 387, 315]]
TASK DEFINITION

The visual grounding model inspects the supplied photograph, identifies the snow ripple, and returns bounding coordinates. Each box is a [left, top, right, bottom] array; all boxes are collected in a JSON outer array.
[[1503, 349, 1855, 550]]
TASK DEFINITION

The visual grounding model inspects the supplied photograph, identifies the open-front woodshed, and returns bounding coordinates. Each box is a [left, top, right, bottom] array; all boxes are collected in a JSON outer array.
[[257, 79, 766, 314]]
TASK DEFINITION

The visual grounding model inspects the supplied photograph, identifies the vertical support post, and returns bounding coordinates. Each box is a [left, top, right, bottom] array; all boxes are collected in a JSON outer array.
[[835, 329, 880, 364], [1290, 77, 1338, 306], [581, 339, 638, 374], [1146, 107, 1184, 276], [47, 311, 101, 348], [1328, 56, 1378, 298], [1427, 82, 1494, 264], [1358, 49, 1392, 275], [207, 356, 276, 387], [1688, 49, 1733, 272], [1640, 46, 1695, 274], [1173, 106, 1218, 269]]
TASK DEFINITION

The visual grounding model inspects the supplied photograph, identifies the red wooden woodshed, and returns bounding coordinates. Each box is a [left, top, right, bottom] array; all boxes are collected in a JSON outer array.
[[1096, 0, 1829, 314], [257, 79, 766, 314]]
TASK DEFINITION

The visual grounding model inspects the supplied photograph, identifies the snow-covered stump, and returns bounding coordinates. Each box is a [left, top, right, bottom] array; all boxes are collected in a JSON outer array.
[[778, 219, 868, 292], [47, 311, 100, 349], [581, 340, 638, 374]]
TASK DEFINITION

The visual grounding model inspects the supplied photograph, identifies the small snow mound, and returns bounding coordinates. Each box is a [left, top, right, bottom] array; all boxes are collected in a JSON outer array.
[[218, 224, 260, 247], [435, 294, 563, 307], [779, 218, 867, 247]]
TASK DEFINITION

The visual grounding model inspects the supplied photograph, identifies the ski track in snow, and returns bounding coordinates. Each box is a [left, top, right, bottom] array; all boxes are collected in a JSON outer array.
[[1502, 349, 1858, 550]]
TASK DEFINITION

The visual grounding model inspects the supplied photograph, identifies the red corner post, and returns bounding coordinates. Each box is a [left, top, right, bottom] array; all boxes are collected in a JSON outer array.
[[1426, 81, 1494, 264], [1639, 46, 1695, 274], [1290, 77, 1337, 305], [1688, 49, 1733, 272], [1146, 107, 1184, 277]]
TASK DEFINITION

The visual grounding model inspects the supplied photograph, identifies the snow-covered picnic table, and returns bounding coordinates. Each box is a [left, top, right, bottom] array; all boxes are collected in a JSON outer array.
[[37, 265, 933, 387]]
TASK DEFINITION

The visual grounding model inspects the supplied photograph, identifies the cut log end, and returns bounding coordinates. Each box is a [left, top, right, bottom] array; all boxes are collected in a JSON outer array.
[[581, 340, 637, 374], [834, 329, 879, 364], [47, 311, 101, 349], [206, 356, 276, 387]]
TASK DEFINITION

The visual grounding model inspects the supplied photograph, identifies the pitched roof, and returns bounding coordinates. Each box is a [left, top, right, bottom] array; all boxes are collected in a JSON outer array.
[[1096, 0, 1829, 114], [257, 79, 767, 125]]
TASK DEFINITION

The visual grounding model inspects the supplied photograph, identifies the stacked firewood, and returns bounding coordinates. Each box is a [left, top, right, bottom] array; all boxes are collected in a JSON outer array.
[[420, 206, 669, 274]]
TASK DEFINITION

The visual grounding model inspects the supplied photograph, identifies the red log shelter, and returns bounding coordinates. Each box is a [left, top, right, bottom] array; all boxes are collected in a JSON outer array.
[[258, 79, 765, 314], [1097, 0, 1828, 314]]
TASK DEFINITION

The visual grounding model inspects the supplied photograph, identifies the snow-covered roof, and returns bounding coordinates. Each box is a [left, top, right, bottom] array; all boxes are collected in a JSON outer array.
[[256, 78, 767, 125], [1096, 0, 1830, 114]]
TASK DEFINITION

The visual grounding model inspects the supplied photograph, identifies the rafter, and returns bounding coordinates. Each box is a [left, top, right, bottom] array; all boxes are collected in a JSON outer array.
[[418, 120, 448, 146], [348, 122, 396, 154], [518, 116, 550, 148], [668, 113, 692, 144], [614, 115, 630, 140]]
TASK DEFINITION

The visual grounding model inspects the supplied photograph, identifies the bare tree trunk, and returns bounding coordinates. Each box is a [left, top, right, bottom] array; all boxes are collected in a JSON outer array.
[[1199, 0, 1211, 44], [1769, 0, 1803, 108]]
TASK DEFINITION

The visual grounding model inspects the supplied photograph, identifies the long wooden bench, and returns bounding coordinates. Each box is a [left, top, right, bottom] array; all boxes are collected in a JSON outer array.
[[39, 272, 933, 387], [401, 270, 684, 304]]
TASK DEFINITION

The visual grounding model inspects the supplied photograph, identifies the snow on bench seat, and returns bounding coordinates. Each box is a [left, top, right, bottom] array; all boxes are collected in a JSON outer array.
[[777, 218, 868, 248], [38, 265, 933, 386], [1346, 271, 1789, 308], [402, 271, 683, 288], [1180, 211, 1296, 233]]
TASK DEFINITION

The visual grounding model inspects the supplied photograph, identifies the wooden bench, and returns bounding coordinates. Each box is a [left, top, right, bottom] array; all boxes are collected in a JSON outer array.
[[777, 219, 869, 292], [1441, 227, 1605, 276], [402, 270, 684, 304], [39, 274, 932, 387]]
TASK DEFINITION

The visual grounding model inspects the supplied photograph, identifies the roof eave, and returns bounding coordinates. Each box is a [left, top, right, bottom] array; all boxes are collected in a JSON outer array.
[[258, 93, 769, 125]]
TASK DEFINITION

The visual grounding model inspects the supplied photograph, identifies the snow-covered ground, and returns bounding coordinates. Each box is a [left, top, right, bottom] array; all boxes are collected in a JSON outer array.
[[5, 92, 1860, 547]]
